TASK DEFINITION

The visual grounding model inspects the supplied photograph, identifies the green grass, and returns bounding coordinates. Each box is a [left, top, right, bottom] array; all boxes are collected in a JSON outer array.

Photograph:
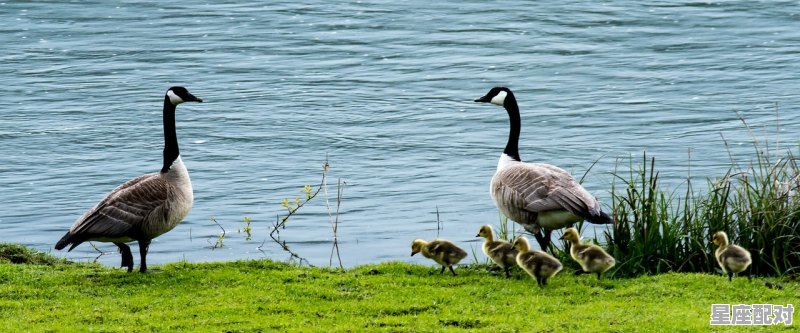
[[1, 247, 797, 332], [0, 243, 67, 265]]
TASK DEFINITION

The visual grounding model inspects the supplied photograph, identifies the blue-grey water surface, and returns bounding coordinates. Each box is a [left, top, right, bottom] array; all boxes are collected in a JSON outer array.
[[2, 1, 799, 268]]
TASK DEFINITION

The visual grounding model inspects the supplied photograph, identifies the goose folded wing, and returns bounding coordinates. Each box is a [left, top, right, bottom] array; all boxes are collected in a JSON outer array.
[[71, 174, 169, 238], [543, 177, 602, 218], [494, 164, 552, 212], [498, 163, 600, 217]]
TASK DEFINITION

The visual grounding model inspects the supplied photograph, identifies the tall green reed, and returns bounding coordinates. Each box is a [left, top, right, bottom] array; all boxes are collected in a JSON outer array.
[[604, 147, 800, 277]]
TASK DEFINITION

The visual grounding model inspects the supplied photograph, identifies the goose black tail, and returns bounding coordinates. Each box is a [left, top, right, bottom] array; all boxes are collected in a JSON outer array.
[[587, 211, 614, 225], [55, 233, 75, 251]]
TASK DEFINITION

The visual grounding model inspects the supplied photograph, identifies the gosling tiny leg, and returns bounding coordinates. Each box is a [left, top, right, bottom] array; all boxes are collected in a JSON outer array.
[[448, 265, 457, 276]]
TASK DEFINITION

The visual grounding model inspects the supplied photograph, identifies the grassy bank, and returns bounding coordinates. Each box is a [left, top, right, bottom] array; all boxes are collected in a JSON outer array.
[[1, 247, 797, 332]]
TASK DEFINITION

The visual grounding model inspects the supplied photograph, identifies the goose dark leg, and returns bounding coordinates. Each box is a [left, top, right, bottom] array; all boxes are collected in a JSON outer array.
[[440, 265, 446, 274], [574, 270, 587, 276], [114, 242, 134, 272], [448, 265, 457, 276], [534, 230, 551, 252], [535, 276, 543, 288], [597, 272, 602, 280], [138, 239, 151, 273], [727, 272, 733, 282], [504, 266, 511, 278]]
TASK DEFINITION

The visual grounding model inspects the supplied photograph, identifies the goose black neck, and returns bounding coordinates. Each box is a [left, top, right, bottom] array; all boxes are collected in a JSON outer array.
[[161, 97, 179, 173], [503, 94, 522, 161]]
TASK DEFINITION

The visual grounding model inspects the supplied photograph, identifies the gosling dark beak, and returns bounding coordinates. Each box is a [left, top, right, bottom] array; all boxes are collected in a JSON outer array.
[[475, 234, 481, 237], [411, 251, 417, 257], [474, 95, 491, 103], [558, 235, 565, 240]]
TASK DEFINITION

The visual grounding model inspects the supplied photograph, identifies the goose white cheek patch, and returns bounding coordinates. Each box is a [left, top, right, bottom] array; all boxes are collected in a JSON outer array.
[[490, 90, 507, 106], [166, 90, 184, 105]]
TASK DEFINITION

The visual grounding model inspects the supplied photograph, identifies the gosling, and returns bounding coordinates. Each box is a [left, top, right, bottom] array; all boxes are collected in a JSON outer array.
[[712, 231, 752, 282], [476, 224, 518, 278], [559, 227, 615, 280], [512, 235, 563, 287], [411, 239, 467, 276]]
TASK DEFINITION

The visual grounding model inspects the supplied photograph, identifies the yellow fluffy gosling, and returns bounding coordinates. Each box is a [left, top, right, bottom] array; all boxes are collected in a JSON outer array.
[[512, 235, 562, 287], [559, 227, 615, 279], [476, 224, 518, 278], [411, 239, 467, 276], [712, 231, 752, 282]]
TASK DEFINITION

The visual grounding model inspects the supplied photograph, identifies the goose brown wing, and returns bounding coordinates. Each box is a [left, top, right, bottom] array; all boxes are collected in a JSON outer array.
[[69, 173, 168, 240], [496, 163, 601, 218]]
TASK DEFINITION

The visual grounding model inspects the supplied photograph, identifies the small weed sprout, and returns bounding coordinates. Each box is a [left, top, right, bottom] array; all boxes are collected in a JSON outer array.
[[265, 158, 346, 268], [267, 184, 320, 266], [435, 206, 442, 238], [470, 244, 485, 265], [497, 213, 514, 242], [209, 217, 226, 250], [241, 216, 252, 241], [88, 242, 112, 263], [268, 157, 344, 267], [322, 160, 346, 269]]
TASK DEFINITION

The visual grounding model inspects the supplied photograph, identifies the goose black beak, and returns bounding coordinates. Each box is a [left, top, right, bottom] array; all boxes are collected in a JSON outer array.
[[474, 95, 491, 103], [187, 93, 203, 103], [410, 252, 417, 257]]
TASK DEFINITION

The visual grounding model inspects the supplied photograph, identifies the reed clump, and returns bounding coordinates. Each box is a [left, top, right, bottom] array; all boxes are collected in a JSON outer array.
[[604, 149, 800, 277]]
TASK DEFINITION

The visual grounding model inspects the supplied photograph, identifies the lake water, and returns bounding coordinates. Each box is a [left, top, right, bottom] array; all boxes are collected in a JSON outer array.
[[2, 1, 799, 268]]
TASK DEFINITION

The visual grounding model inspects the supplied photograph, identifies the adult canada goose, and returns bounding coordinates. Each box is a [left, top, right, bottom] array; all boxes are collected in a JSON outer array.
[[712, 231, 752, 282], [476, 224, 518, 278], [474, 87, 613, 252], [411, 239, 468, 276], [55, 87, 203, 273], [559, 227, 615, 280], [512, 235, 563, 287]]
